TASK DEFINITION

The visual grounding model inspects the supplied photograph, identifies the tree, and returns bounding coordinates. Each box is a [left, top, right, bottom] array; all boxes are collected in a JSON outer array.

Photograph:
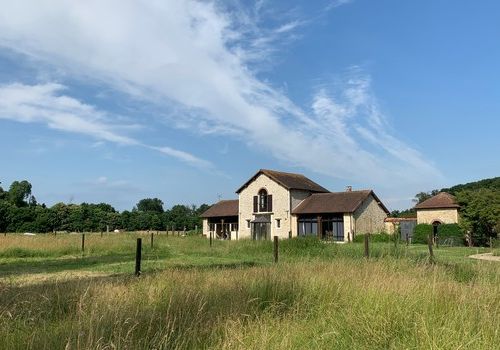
[[8, 180, 33, 207], [412, 190, 439, 205], [0, 184, 7, 201], [456, 189, 500, 245], [135, 198, 164, 213]]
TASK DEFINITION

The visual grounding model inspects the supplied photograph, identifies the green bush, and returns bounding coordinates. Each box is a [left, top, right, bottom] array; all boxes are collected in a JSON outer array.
[[412, 224, 433, 244], [353, 232, 392, 243], [437, 223, 464, 246]]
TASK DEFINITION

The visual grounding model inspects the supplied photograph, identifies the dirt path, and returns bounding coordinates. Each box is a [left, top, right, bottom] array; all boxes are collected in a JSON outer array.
[[469, 253, 500, 262]]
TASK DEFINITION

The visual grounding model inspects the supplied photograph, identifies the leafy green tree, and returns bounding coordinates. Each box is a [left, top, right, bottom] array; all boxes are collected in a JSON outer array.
[[135, 198, 164, 213], [456, 189, 500, 245], [412, 190, 439, 205], [0, 184, 7, 201], [8, 180, 33, 207]]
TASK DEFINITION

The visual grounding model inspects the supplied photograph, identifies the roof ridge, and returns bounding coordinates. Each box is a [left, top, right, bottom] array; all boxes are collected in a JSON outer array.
[[311, 189, 372, 195], [261, 169, 307, 177]]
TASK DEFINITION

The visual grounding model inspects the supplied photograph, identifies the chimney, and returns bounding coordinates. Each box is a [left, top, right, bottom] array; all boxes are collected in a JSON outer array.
[[346, 186, 352, 192]]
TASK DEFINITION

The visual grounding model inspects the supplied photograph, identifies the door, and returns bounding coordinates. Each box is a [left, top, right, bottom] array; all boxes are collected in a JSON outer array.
[[252, 222, 270, 240]]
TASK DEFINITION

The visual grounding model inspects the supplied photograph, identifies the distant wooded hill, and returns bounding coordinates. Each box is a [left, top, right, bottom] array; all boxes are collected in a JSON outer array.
[[442, 177, 500, 195]]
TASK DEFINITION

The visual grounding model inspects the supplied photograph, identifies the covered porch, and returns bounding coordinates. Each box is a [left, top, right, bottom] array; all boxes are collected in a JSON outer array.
[[200, 199, 239, 240], [207, 216, 239, 240]]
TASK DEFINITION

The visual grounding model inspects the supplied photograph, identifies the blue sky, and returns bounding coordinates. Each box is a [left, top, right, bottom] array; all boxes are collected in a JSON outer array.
[[0, 0, 499, 211]]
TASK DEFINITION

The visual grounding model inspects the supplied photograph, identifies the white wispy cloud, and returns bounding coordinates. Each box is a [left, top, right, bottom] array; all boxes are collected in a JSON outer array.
[[0, 0, 442, 197], [0, 82, 215, 170], [0, 83, 136, 145], [325, 0, 354, 11]]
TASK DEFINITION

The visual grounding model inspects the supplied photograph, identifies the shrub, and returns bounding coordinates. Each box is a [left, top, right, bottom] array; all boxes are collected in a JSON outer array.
[[437, 224, 464, 246], [412, 224, 433, 244]]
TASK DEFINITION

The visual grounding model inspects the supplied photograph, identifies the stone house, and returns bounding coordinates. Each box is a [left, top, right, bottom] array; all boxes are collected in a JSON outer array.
[[201, 169, 389, 241], [415, 192, 460, 225]]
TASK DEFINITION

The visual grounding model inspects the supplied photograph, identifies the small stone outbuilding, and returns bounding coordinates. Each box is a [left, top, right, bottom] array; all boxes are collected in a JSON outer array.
[[415, 192, 460, 225]]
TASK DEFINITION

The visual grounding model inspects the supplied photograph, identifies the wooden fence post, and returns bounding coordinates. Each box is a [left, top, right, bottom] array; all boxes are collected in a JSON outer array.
[[406, 233, 409, 246], [364, 234, 369, 258], [151, 231, 154, 249], [210, 230, 213, 247], [81, 233, 85, 253], [135, 238, 142, 276], [428, 233, 434, 263], [274, 236, 279, 263]]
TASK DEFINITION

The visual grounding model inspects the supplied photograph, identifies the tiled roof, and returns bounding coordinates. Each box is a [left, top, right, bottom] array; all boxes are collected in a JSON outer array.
[[201, 200, 239, 218], [292, 190, 389, 214], [236, 169, 329, 193], [384, 217, 417, 222], [414, 192, 460, 209]]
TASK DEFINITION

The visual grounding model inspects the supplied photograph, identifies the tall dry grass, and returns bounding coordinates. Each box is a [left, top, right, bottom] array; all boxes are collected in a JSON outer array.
[[1, 257, 499, 349]]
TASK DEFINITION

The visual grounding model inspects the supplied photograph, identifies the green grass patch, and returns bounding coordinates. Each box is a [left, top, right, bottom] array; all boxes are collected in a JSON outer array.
[[0, 233, 499, 349]]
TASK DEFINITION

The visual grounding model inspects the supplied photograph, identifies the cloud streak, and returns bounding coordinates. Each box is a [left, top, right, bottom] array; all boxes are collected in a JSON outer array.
[[0, 82, 214, 170], [0, 0, 442, 194]]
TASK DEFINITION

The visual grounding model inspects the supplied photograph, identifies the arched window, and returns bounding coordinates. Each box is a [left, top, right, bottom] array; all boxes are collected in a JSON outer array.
[[253, 189, 273, 213], [259, 189, 268, 212]]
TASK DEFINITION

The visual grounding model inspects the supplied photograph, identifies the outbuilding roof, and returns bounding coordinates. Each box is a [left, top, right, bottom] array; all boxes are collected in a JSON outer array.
[[292, 190, 389, 215], [200, 200, 239, 218], [414, 192, 460, 210], [236, 169, 329, 194]]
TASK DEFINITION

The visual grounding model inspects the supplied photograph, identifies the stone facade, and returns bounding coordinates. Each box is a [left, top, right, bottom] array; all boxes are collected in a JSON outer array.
[[417, 208, 459, 224], [353, 195, 388, 234], [238, 173, 292, 239]]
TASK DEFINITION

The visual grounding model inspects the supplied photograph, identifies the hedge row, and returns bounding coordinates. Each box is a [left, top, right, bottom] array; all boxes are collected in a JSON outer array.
[[412, 223, 464, 244]]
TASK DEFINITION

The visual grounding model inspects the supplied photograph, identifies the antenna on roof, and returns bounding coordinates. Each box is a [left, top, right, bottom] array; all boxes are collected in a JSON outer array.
[[217, 194, 222, 202]]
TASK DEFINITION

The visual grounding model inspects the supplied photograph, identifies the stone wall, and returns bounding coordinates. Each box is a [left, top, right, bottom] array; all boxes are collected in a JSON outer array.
[[353, 195, 387, 234], [417, 208, 459, 224]]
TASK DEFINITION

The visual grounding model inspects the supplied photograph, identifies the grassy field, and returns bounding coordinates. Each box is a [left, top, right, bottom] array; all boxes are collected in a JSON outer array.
[[0, 233, 499, 349]]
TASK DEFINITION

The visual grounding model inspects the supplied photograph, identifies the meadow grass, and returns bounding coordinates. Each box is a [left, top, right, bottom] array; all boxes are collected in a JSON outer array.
[[0, 233, 499, 349]]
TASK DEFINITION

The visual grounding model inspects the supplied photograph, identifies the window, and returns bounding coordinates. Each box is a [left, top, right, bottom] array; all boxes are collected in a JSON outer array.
[[209, 223, 215, 231], [246, 219, 251, 229], [253, 189, 272, 212], [276, 219, 281, 228], [322, 216, 344, 241], [298, 217, 317, 236], [259, 189, 268, 211]]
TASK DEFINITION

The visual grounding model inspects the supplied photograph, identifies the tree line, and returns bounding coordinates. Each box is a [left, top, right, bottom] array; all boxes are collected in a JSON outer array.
[[0, 180, 210, 233]]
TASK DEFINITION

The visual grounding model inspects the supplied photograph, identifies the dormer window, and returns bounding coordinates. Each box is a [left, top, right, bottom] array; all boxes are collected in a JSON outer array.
[[253, 189, 273, 213]]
